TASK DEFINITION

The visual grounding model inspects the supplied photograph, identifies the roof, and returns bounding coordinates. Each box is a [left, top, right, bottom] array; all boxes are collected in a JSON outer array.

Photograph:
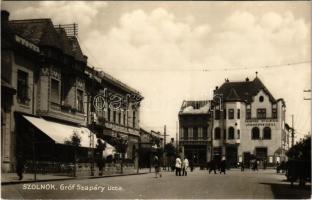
[[214, 77, 276, 103], [179, 100, 211, 115], [86, 66, 142, 96], [8, 19, 86, 62]]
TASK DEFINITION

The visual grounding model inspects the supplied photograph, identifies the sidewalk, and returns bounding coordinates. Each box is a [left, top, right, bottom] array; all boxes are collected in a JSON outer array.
[[2, 169, 151, 185]]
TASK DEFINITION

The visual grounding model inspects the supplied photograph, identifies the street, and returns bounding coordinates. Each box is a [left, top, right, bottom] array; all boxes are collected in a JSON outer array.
[[2, 169, 311, 199]]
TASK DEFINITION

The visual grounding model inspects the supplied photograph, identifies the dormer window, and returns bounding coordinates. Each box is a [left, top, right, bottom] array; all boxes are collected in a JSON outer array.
[[259, 96, 264, 102]]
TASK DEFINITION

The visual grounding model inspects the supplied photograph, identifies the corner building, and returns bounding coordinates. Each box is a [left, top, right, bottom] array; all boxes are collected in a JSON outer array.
[[212, 76, 287, 167]]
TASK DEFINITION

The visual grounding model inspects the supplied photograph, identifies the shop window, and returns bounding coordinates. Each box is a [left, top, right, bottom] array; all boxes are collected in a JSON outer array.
[[263, 127, 271, 140], [17, 70, 29, 105], [214, 127, 221, 140], [76, 89, 83, 113], [228, 127, 234, 139], [257, 108, 266, 119], [51, 79, 60, 104], [251, 127, 260, 139], [228, 109, 234, 119]]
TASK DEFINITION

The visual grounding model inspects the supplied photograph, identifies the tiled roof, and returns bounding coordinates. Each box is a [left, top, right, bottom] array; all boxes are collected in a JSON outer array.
[[215, 77, 276, 103], [8, 19, 86, 62]]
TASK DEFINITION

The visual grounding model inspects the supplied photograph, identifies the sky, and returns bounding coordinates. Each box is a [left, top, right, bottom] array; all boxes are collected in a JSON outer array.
[[2, 1, 311, 142]]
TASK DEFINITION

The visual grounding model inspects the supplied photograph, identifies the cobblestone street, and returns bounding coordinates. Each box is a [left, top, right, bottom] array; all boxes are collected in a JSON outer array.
[[2, 169, 311, 199]]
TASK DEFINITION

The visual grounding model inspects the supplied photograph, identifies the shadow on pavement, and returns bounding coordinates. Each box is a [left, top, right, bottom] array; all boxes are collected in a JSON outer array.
[[260, 182, 311, 199]]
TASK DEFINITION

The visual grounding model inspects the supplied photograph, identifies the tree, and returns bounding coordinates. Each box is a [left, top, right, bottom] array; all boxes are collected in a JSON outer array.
[[286, 135, 311, 161], [164, 142, 176, 169], [111, 134, 128, 174]]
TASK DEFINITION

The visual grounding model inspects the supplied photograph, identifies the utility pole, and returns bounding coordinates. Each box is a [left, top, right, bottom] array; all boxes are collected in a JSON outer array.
[[291, 114, 295, 147], [164, 125, 167, 147]]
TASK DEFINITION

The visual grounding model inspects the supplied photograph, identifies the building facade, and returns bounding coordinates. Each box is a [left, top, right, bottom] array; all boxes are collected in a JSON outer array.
[[1, 10, 143, 173], [179, 100, 212, 165], [212, 76, 287, 166], [178, 76, 287, 167]]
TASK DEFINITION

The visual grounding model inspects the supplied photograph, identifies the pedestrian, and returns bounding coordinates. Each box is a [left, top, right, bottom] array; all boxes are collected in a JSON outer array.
[[209, 159, 217, 174], [16, 154, 25, 180], [182, 157, 189, 176], [240, 161, 245, 172], [175, 156, 182, 176], [189, 158, 194, 172], [154, 155, 162, 178], [276, 161, 280, 173], [220, 157, 226, 174]]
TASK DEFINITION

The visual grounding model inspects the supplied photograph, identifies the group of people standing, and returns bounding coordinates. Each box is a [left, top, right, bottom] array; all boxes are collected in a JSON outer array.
[[175, 156, 189, 176]]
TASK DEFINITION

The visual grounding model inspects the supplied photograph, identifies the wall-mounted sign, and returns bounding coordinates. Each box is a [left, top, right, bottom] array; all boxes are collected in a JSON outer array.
[[246, 123, 276, 127]]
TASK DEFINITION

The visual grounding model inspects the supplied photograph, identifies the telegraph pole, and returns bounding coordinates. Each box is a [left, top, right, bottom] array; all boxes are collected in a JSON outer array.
[[291, 114, 295, 147]]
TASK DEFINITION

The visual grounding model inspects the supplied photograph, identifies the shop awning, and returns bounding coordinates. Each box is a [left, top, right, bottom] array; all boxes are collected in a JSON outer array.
[[23, 115, 94, 148]]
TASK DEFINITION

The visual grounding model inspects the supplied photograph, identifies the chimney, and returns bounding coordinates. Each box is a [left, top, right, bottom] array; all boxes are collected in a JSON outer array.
[[246, 77, 249, 82], [1, 10, 9, 23]]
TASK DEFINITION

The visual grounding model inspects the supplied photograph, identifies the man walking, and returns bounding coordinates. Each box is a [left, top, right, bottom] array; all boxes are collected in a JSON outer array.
[[175, 156, 181, 176], [220, 157, 226, 174], [209, 159, 217, 174], [154, 155, 162, 178], [182, 157, 189, 176]]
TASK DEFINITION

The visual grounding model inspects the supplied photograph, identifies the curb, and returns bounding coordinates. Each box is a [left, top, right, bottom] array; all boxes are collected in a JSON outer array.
[[1, 172, 149, 185]]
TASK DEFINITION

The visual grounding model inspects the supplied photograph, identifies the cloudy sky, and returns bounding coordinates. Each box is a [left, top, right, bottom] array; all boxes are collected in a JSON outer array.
[[3, 1, 311, 142]]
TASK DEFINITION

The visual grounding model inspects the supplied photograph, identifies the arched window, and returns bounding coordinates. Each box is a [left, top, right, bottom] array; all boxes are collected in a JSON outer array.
[[214, 127, 221, 140], [263, 127, 271, 140], [228, 127, 235, 139], [251, 127, 260, 139]]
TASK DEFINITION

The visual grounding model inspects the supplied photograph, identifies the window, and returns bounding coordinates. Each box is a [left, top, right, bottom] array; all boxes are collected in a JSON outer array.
[[251, 127, 260, 139], [237, 109, 240, 119], [272, 104, 277, 118], [51, 79, 60, 104], [237, 129, 240, 139], [17, 70, 29, 104], [257, 108, 266, 119], [133, 111, 136, 128], [263, 127, 271, 139], [183, 127, 188, 139], [228, 109, 234, 119], [228, 127, 234, 139], [107, 107, 111, 122], [123, 112, 126, 125], [113, 110, 116, 123], [259, 96, 264, 102], [203, 126, 208, 139], [215, 110, 220, 120], [118, 112, 121, 124], [193, 127, 198, 140], [223, 109, 226, 119], [76, 89, 83, 113], [214, 127, 221, 140]]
